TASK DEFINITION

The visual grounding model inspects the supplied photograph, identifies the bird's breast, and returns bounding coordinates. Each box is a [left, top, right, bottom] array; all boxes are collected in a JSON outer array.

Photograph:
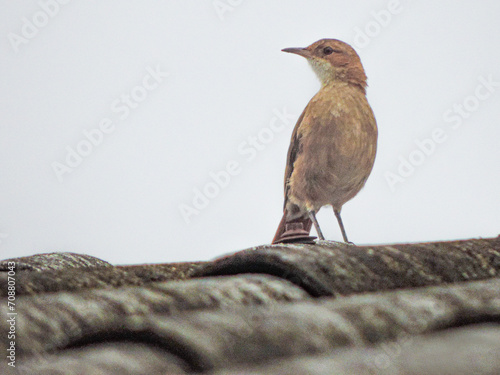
[[288, 85, 377, 211]]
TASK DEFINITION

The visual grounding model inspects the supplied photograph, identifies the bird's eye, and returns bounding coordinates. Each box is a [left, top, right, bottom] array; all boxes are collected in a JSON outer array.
[[323, 47, 334, 55]]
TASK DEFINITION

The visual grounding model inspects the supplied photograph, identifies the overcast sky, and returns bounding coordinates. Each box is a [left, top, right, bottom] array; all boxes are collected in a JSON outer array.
[[1, 0, 499, 264]]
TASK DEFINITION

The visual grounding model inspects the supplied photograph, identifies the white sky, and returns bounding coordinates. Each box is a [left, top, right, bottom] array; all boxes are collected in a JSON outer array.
[[1, 0, 499, 264]]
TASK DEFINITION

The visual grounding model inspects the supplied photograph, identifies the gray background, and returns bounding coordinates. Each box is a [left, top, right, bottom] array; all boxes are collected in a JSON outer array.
[[1, 0, 499, 264]]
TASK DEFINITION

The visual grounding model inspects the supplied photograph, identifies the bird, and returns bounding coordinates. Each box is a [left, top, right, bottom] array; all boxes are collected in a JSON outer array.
[[272, 38, 377, 244]]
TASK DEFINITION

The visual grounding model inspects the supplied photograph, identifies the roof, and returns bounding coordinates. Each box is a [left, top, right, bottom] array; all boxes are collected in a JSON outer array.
[[1, 236, 500, 374]]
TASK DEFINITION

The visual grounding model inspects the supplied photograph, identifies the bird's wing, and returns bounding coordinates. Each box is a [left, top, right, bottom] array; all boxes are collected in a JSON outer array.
[[273, 104, 313, 243], [283, 105, 308, 209]]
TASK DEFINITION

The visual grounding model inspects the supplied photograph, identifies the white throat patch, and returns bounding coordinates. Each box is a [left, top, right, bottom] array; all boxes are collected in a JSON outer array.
[[308, 58, 335, 86]]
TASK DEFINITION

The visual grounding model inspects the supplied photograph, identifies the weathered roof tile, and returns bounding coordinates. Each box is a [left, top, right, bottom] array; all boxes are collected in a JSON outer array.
[[4, 277, 499, 372], [193, 237, 500, 296], [1, 274, 309, 358], [2, 236, 500, 374], [0, 252, 112, 272], [211, 324, 500, 375], [0, 261, 204, 297], [17, 342, 189, 375]]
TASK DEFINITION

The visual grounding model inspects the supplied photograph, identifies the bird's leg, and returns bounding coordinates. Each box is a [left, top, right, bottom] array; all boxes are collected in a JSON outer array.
[[308, 211, 325, 240], [333, 209, 350, 243]]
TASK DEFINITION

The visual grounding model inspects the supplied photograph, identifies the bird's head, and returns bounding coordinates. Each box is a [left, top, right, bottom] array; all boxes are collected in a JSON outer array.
[[282, 39, 367, 91]]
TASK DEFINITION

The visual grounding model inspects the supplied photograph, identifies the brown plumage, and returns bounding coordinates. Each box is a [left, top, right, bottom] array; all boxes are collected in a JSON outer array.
[[272, 39, 377, 244]]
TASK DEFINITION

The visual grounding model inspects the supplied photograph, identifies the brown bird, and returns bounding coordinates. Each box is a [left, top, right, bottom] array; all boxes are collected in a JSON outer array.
[[272, 39, 377, 244]]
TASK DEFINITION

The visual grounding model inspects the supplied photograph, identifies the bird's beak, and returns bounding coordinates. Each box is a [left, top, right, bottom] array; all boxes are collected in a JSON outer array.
[[281, 47, 311, 58]]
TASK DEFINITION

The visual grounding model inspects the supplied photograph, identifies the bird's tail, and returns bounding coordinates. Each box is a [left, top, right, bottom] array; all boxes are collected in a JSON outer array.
[[272, 211, 315, 244]]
